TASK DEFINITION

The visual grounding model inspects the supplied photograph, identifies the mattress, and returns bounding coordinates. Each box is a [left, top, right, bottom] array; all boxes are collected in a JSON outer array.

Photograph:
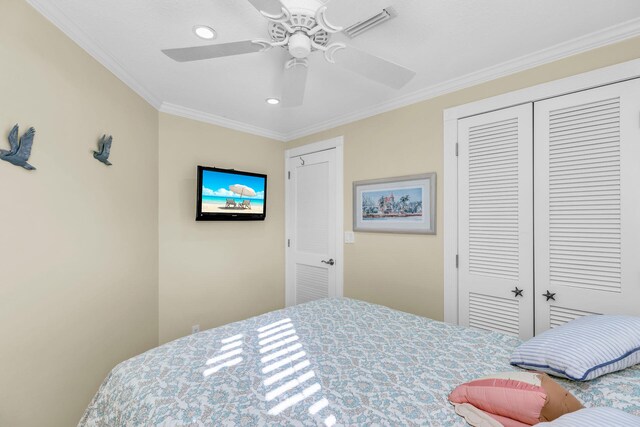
[[79, 298, 640, 426]]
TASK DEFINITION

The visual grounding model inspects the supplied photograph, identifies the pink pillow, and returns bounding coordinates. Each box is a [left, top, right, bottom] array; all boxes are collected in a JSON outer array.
[[448, 372, 583, 426]]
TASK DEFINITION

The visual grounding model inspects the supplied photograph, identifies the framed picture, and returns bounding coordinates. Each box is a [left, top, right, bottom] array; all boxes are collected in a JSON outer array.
[[353, 173, 436, 234]]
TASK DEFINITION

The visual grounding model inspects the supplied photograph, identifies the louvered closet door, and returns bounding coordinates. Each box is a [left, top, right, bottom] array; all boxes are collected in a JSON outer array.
[[458, 104, 534, 339], [534, 79, 640, 334]]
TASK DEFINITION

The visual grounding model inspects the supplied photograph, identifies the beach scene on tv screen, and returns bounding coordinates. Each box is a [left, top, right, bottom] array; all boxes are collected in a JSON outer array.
[[202, 170, 265, 214]]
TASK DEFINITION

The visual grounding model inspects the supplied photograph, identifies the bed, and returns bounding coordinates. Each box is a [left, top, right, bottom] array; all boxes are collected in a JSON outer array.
[[79, 298, 640, 426]]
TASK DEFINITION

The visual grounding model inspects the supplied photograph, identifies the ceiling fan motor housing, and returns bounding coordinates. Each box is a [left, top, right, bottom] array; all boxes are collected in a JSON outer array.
[[288, 32, 312, 58]]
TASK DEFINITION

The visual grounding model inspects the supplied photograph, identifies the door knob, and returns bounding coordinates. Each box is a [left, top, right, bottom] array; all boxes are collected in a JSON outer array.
[[512, 287, 524, 297], [543, 290, 556, 301], [321, 259, 335, 266]]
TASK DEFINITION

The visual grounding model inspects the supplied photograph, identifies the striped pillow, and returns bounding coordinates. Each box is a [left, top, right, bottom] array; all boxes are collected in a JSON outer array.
[[536, 407, 640, 426], [510, 315, 640, 381]]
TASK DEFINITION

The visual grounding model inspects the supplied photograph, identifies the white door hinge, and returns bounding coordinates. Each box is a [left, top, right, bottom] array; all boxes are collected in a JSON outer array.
[[456, 254, 459, 268], [288, 171, 291, 180], [455, 143, 459, 157], [287, 239, 291, 248]]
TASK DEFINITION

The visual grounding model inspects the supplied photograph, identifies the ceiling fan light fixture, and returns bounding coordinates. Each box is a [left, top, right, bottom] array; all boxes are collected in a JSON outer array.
[[265, 97, 280, 105], [288, 32, 311, 59], [193, 25, 217, 40]]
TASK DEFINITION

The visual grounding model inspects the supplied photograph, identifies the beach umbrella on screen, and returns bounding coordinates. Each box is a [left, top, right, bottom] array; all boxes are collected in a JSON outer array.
[[229, 184, 256, 199]]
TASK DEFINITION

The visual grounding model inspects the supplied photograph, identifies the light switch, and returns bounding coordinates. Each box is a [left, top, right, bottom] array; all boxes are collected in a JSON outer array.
[[344, 231, 355, 244]]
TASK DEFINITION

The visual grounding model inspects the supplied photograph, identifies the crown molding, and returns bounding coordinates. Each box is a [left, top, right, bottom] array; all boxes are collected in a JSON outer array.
[[284, 16, 640, 141], [160, 103, 288, 141], [25, 0, 162, 109], [24, 0, 640, 142], [25, 0, 284, 141]]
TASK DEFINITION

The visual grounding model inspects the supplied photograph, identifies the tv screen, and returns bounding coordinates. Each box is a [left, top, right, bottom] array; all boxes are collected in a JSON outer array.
[[196, 166, 267, 221]]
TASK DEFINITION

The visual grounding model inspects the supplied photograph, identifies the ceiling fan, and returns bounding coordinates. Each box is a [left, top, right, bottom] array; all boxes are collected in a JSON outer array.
[[161, 0, 416, 107]]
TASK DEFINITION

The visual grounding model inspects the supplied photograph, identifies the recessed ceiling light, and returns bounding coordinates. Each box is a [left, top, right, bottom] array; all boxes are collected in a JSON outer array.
[[193, 25, 216, 40], [266, 98, 280, 105]]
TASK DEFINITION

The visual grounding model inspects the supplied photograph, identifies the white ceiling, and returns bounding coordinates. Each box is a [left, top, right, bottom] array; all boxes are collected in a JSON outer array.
[[26, 0, 640, 141]]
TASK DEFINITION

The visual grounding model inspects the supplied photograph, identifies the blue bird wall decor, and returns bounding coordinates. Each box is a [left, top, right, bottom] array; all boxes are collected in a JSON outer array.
[[0, 124, 36, 170], [93, 134, 113, 166]]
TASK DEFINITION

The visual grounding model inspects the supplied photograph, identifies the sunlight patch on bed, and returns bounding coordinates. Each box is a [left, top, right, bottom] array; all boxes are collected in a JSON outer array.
[[257, 318, 292, 332], [264, 360, 312, 387], [206, 348, 243, 365], [262, 351, 307, 374], [324, 414, 336, 426], [261, 343, 303, 363], [259, 335, 300, 354], [202, 334, 245, 377], [267, 383, 322, 415], [258, 323, 294, 339], [256, 318, 336, 424], [309, 398, 328, 415], [203, 357, 243, 377], [220, 340, 243, 352], [265, 371, 315, 401], [220, 334, 243, 344], [259, 329, 297, 346]]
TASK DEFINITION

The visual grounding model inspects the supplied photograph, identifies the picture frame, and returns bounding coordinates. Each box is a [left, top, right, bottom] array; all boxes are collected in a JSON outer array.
[[353, 173, 436, 234]]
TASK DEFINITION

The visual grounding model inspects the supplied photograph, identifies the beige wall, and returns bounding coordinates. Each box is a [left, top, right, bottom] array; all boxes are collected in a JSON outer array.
[[0, 1, 159, 426], [287, 36, 640, 322], [158, 113, 284, 344]]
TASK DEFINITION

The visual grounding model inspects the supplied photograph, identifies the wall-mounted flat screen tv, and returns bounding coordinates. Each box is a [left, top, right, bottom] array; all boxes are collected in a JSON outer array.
[[196, 166, 267, 221]]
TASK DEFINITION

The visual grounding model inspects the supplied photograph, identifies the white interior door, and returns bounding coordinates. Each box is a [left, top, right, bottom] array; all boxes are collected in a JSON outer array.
[[534, 78, 640, 333], [458, 104, 534, 339], [286, 148, 340, 306]]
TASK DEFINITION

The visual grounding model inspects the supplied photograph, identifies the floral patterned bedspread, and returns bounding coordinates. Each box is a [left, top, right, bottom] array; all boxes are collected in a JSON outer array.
[[79, 298, 640, 426]]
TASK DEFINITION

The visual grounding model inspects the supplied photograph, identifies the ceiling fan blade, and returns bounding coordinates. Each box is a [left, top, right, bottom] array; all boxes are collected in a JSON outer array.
[[281, 59, 309, 107], [333, 46, 415, 89], [162, 41, 263, 62], [246, 0, 285, 16]]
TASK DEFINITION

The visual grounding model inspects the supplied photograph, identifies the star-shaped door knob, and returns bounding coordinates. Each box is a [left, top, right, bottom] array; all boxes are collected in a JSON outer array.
[[512, 287, 523, 297], [543, 290, 556, 301]]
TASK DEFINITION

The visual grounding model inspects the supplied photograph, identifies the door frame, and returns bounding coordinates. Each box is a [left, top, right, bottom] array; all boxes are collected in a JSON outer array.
[[443, 58, 640, 325], [284, 136, 344, 307]]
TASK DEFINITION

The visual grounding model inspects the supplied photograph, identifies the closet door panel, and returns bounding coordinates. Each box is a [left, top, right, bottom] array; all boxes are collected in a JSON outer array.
[[534, 79, 640, 334], [458, 104, 534, 339]]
